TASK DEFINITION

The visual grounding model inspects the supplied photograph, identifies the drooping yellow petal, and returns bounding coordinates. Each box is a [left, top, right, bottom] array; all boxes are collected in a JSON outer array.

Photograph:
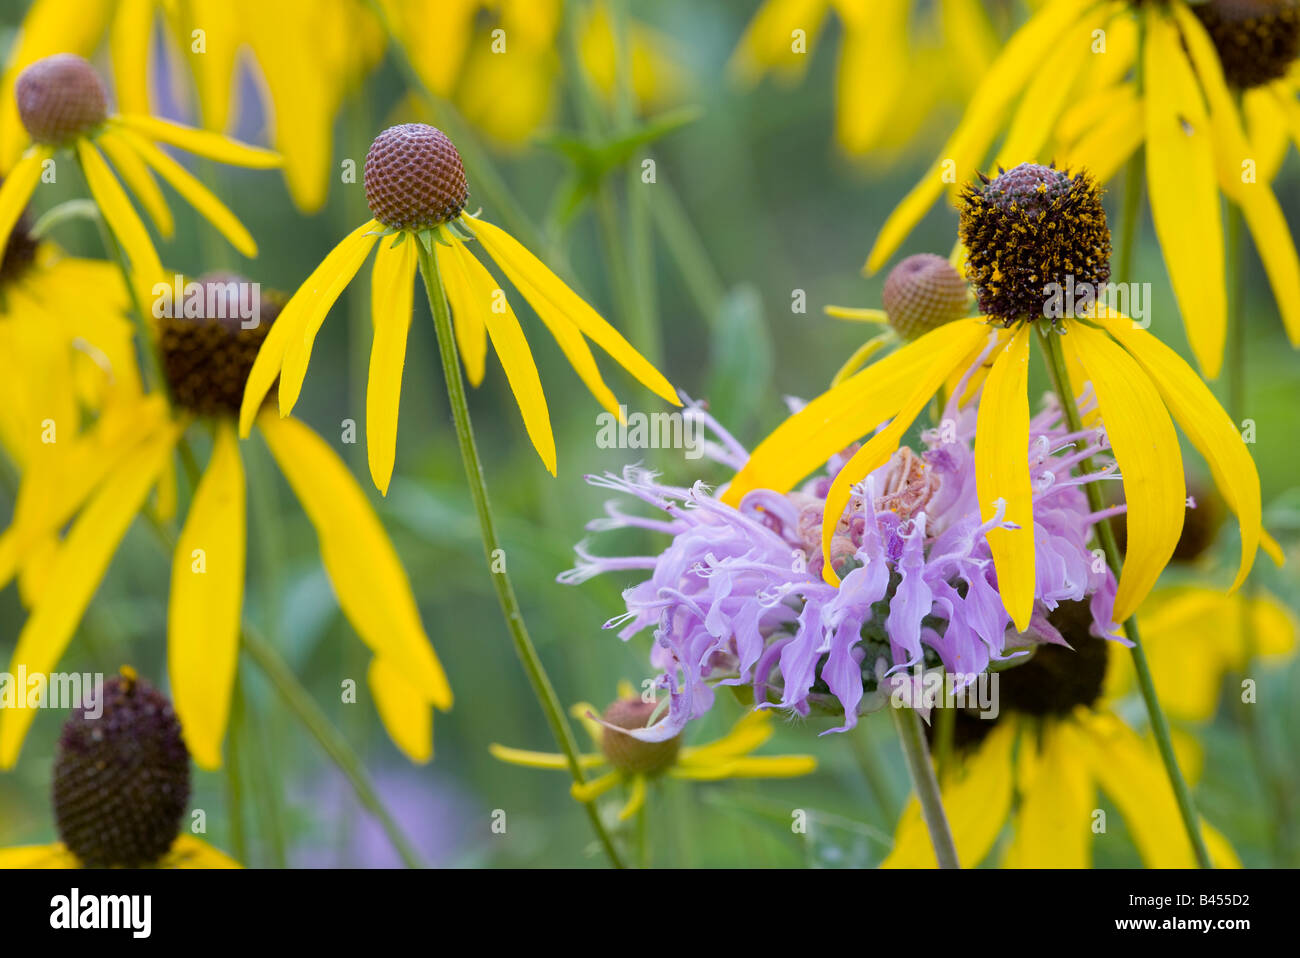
[[435, 239, 487, 387], [76, 138, 164, 298], [489, 743, 605, 771], [975, 325, 1033, 631], [865, 0, 1094, 273], [676, 711, 774, 766], [0, 419, 181, 768], [368, 657, 433, 763], [724, 318, 988, 507], [883, 719, 1017, 868], [114, 114, 282, 168], [618, 772, 647, 821], [0, 147, 51, 257], [472, 217, 679, 407], [111, 126, 258, 257], [1002, 719, 1094, 867], [0, 843, 80, 868], [830, 332, 892, 386], [108, 0, 153, 118], [258, 412, 452, 709], [168, 422, 246, 771], [445, 242, 557, 475], [1171, 0, 1300, 347], [366, 236, 418, 495], [160, 834, 243, 869], [823, 306, 889, 323], [95, 132, 170, 243], [1063, 323, 1184, 623], [668, 754, 817, 780], [276, 220, 381, 417], [1057, 86, 1144, 185], [1080, 711, 1212, 867], [571, 769, 622, 803], [833, 0, 906, 155], [820, 321, 993, 585], [1093, 312, 1261, 590], [1143, 5, 1225, 377], [728, 0, 832, 84]]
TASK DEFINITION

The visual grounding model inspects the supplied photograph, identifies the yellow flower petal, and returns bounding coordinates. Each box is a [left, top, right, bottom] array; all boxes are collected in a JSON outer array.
[[1002, 720, 1094, 867], [0, 842, 80, 868], [618, 772, 647, 821], [435, 240, 487, 387], [108, 0, 153, 118], [975, 325, 1034, 631], [114, 114, 282, 168], [833, 1, 906, 155], [669, 754, 817, 780], [111, 126, 258, 257], [0, 418, 181, 768], [571, 769, 622, 802], [159, 834, 243, 869], [258, 413, 452, 709], [830, 332, 892, 386], [0, 147, 52, 259], [472, 217, 679, 407], [677, 711, 774, 767], [489, 743, 604, 771], [366, 236, 418, 495], [819, 321, 992, 585], [883, 719, 1017, 868], [865, 0, 1093, 273], [168, 422, 246, 771], [368, 657, 433, 763], [1080, 711, 1210, 867], [277, 220, 380, 417], [1063, 323, 1184, 623], [1171, 0, 1300, 347], [76, 138, 164, 298], [1143, 5, 1225, 377], [444, 242, 557, 475], [1093, 313, 1260, 590], [724, 318, 988, 507]]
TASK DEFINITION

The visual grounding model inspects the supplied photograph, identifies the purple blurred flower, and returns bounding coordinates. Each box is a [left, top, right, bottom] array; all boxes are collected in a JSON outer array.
[[562, 387, 1127, 742]]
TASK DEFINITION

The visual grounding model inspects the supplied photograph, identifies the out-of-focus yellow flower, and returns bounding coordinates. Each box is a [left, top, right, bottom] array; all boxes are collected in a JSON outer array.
[[868, 0, 1300, 378], [0, 0, 381, 213], [0, 833, 240, 869], [491, 681, 817, 822], [0, 273, 452, 772], [730, 0, 1000, 162], [886, 587, 1296, 867]]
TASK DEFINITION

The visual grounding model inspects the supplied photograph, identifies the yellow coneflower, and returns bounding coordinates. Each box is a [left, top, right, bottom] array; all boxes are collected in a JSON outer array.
[[884, 587, 1296, 867], [0, 0, 381, 214], [867, 0, 1300, 377], [0, 54, 279, 301], [730, 0, 1000, 160], [0, 274, 451, 771], [725, 163, 1272, 638], [491, 682, 816, 823], [0, 669, 240, 869], [240, 122, 679, 494]]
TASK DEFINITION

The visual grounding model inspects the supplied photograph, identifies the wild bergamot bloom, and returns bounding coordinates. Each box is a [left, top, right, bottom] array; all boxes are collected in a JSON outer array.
[[240, 122, 679, 494], [0, 1, 381, 213], [0, 670, 239, 869], [727, 163, 1272, 637], [884, 582, 1296, 868], [491, 682, 816, 823], [0, 275, 452, 771], [0, 54, 280, 301], [730, 0, 1000, 160], [867, 0, 1300, 377]]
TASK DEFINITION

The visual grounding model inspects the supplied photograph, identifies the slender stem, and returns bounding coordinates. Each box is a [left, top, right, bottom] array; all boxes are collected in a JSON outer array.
[[224, 676, 249, 864], [241, 626, 425, 869], [636, 800, 650, 869], [890, 705, 960, 869], [1037, 325, 1212, 868], [415, 242, 626, 869], [932, 701, 955, 783], [650, 179, 727, 323]]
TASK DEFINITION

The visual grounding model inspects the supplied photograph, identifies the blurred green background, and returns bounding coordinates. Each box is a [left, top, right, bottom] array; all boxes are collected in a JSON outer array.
[[0, 0, 1296, 868]]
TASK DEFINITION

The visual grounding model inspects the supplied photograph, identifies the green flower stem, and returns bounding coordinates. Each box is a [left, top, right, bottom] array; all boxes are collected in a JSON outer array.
[[224, 675, 250, 865], [890, 704, 960, 869], [1115, 149, 1144, 289], [415, 241, 627, 869], [241, 625, 424, 868], [1037, 324, 1213, 868]]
